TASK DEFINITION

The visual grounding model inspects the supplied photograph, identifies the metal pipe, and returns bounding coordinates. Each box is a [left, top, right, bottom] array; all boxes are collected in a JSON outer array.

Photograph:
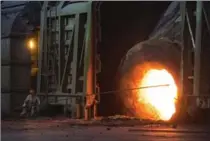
[[193, 1, 203, 96], [186, 11, 196, 49], [180, 1, 186, 98], [203, 7, 210, 34]]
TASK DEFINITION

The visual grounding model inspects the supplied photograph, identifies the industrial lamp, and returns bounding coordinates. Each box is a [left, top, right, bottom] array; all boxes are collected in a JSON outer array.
[[27, 38, 36, 50]]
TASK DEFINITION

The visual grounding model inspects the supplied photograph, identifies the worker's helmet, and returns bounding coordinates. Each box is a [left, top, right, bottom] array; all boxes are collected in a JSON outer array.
[[29, 89, 35, 94]]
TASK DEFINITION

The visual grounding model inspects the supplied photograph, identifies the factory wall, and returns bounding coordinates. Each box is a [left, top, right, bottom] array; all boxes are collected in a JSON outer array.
[[1, 1, 41, 116], [1, 38, 11, 115], [1, 37, 31, 115]]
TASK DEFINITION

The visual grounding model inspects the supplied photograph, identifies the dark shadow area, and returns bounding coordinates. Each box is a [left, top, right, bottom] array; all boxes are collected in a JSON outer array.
[[98, 1, 171, 116]]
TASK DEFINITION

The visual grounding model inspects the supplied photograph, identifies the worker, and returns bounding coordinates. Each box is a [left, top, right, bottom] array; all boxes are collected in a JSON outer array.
[[20, 89, 40, 117]]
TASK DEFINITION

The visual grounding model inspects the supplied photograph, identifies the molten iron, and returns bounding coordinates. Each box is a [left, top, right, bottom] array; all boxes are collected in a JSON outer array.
[[138, 69, 177, 121]]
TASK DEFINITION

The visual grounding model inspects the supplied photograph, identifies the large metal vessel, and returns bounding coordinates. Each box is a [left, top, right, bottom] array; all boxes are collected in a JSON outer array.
[[119, 1, 210, 120]]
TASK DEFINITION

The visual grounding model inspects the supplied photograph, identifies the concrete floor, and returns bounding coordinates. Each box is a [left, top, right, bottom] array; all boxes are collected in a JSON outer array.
[[2, 118, 210, 141]]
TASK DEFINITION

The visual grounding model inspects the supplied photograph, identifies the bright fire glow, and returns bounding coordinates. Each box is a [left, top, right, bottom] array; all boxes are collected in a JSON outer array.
[[138, 69, 177, 121]]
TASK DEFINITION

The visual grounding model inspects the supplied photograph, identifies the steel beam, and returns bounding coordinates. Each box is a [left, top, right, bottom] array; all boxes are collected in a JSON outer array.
[[83, 2, 93, 120], [180, 1, 186, 99], [71, 14, 80, 95], [37, 1, 48, 94], [193, 1, 202, 96]]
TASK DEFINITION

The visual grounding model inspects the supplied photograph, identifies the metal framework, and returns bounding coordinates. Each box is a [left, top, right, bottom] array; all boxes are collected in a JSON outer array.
[[149, 1, 210, 111], [36, 1, 101, 119], [36, 1, 210, 119], [180, 1, 210, 110]]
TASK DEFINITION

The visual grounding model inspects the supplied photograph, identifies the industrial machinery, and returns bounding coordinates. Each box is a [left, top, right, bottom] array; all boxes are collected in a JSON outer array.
[[151, 1, 210, 118], [36, 1, 101, 119], [119, 1, 210, 121], [2, 1, 209, 121]]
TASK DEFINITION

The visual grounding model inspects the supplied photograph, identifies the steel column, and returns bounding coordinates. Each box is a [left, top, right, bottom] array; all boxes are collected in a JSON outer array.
[[180, 1, 186, 98], [71, 14, 80, 95], [83, 2, 93, 120], [193, 1, 202, 96], [37, 2, 48, 94]]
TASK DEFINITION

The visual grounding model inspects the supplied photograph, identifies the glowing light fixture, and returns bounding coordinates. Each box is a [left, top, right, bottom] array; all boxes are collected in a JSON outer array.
[[28, 39, 35, 50]]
